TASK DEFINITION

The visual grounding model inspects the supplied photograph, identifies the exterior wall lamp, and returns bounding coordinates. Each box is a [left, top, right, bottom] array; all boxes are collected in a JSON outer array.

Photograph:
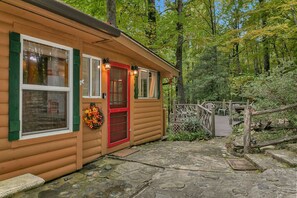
[[103, 58, 111, 70], [131, 65, 138, 75]]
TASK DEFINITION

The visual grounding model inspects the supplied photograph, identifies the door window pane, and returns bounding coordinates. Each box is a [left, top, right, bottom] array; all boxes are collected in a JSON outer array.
[[110, 67, 127, 108], [110, 112, 127, 143]]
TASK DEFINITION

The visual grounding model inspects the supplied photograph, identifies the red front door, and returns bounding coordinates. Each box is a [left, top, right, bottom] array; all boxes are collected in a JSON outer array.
[[107, 62, 130, 148]]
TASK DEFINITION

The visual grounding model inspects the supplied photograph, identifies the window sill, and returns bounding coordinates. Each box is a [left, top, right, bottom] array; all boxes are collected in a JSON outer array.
[[11, 131, 78, 149]]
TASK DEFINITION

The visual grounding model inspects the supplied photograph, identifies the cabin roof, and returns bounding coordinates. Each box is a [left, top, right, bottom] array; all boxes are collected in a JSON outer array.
[[23, 0, 121, 37], [21, 0, 179, 77]]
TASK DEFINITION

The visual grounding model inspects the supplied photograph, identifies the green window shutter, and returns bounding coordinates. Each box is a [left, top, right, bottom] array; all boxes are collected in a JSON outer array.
[[157, 72, 161, 99], [73, 49, 80, 131], [9, 32, 21, 141], [134, 74, 138, 99]]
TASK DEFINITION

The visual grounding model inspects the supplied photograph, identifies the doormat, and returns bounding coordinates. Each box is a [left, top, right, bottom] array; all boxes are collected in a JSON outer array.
[[111, 148, 139, 157], [226, 158, 257, 171]]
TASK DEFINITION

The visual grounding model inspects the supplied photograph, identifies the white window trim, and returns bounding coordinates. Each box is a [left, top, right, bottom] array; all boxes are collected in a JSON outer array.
[[82, 54, 102, 98], [138, 67, 158, 99], [19, 34, 73, 140]]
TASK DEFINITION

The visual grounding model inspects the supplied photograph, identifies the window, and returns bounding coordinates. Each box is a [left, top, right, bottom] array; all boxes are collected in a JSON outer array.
[[21, 35, 72, 138], [82, 55, 101, 98], [138, 68, 158, 98]]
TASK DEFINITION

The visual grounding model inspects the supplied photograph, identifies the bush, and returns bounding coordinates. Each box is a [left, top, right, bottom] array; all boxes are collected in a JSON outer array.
[[168, 131, 210, 141], [242, 65, 297, 108], [241, 64, 297, 127]]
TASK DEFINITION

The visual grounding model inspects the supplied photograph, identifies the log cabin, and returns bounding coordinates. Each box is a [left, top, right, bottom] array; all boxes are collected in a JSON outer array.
[[0, 0, 178, 181]]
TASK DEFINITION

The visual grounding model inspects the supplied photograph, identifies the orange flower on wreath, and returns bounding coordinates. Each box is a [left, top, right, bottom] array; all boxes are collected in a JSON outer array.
[[83, 103, 104, 129]]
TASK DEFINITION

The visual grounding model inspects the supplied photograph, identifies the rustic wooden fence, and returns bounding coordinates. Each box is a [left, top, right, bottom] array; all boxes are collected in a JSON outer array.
[[169, 100, 249, 136], [202, 100, 248, 125], [243, 103, 297, 153], [170, 101, 215, 136]]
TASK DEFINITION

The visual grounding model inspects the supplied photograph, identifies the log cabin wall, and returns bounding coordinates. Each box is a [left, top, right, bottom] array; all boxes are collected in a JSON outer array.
[[82, 101, 103, 165], [0, 1, 83, 181], [132, 100, 163, 145], [0, 0, 168, 182], [0, 1, 110, 181]]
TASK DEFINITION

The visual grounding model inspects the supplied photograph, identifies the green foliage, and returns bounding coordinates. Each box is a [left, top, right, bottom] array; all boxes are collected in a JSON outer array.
[[186, 47, 229, 101], [62, 0, 297, 108], [241, 64, 297, 109], [168, 119, 210, 141], [230, 75, 254, 100], [253, 129, 296, 142], [168, 131, 210, 141], [232, 124, 244, 135]]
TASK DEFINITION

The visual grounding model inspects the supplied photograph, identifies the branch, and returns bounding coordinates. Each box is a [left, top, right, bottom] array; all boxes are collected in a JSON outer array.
[[252, 103, 297, 116]]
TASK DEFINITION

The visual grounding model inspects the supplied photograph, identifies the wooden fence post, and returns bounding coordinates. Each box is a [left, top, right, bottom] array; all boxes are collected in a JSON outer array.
[[211, 106, 216, 137], [243, 106, 252, 154], [173, 100, 176, 122], [229, 100, 232, 125], [196, 100, 200, 121], [163, 108, 166, 136]]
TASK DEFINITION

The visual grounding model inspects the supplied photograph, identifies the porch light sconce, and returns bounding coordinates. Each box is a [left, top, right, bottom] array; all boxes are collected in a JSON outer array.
[[131, 65, 138, 75], [103, 58, 111, 70]]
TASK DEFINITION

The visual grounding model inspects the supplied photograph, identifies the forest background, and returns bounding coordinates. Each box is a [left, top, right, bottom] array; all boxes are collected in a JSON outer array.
[[63, 0, 297, 112]]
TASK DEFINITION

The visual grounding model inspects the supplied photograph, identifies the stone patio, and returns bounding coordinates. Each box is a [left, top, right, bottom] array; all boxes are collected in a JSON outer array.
[[14, 138, 297, 198]]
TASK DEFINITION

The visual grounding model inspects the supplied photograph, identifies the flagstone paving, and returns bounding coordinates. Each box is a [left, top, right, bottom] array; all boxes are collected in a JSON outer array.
[[14, 138, 297, 198]]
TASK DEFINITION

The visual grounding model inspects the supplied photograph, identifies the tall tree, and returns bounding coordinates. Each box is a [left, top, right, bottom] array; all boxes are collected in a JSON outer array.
[[175, 0, 186, 103], [259, 0, 270, 73], [147, 0, 157, 49], [106, 0, 117, 27]]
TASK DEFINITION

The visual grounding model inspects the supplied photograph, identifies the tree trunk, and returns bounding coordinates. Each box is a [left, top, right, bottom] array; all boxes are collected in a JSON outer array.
[[253, 43, 260, 75], [235, 43, 241, 74], [106, 0, 117, 27], [147, 0, 157, 49], [273, 38, 281, 66], [259, 0, 270, 73], [175, 0, 185, 103], [234, 0, 241, 74], [291, 5, 297, 26]]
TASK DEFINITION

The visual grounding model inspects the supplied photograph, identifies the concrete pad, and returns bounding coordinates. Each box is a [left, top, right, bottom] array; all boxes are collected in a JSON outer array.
[[135, 168, 297, 198], [111, 148, 139, 157], [215, 115, 232, 137], [226, 158, 257, 171], [125, 140, 232, 173], [13, 139, 297, 198], [266, 149, 297, 167], [245, 154, 288, 171], [0, 173, 44, 198]]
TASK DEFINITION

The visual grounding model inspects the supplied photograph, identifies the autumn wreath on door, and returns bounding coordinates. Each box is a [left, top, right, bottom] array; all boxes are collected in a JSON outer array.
[[83, 103, 104, 129]]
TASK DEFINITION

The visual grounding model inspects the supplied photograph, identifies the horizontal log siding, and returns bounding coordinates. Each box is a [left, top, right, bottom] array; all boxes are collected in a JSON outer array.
[[133, 100, 162, 145], [0, 18, 10, 153], [0, 136, 77, 181], [82, 102, 103, 165], [0, 11, 78, 182]]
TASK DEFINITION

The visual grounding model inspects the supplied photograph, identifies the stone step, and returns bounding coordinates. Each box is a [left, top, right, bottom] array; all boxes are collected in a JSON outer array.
[[266, 149, 297, 167], [286, 143, 297, 153], [0, 173, 45, 198], [244, 154, 288, 171]]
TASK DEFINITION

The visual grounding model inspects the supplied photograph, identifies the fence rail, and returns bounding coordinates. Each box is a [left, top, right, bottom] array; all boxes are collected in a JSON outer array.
[[243, 103, 297, 153], [169, 100, 248, 136], [170, 102, 215, 136]]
